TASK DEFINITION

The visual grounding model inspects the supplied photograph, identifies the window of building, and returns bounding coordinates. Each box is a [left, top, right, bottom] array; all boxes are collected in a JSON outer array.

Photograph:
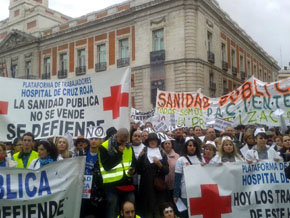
[[231, 49, 236, 67], [43, 57, 51, 76], [77, 49, 86, 67], [221, 43, 226, 62], [247, 60, 251, 75], [11, 64, 18, 78], [25, 61, 31, 77], [119, 38, 129, 59], [207, 31, 212, 52], [59, 53, 67, 72], [254, 64, 257, 76], [153, 29, 164, 51], [97, 44, 106, 63], [240, 55, 244, 71]]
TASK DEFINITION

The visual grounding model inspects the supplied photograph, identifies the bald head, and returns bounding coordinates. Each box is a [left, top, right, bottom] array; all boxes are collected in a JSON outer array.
[[115, 128, 129, 145]]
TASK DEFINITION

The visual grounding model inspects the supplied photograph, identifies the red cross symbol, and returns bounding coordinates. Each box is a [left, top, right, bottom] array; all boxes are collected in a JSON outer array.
[[189, 184, 232, 218], [103, 85, 129, 119], [0, 101, 8, 115]]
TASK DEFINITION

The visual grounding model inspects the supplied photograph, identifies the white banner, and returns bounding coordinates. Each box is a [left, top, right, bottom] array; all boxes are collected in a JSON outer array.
[[0, 68, 131, 141], [0, 157, 86, 218], [184, 161, 290, 218], [156, 77, 290, 128]]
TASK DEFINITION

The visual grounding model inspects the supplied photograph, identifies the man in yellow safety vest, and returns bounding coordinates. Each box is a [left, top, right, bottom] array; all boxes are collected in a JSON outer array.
[[99, 128, 136, 218], [13, 132, 38, 168]]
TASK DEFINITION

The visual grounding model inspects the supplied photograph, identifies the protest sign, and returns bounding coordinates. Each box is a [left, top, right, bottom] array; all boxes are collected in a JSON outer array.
[[184, 161, 290, 218], [0, 157, 85, 218], [156, 77, 290, 128], [0, 67, 131, 141], [214, 118, 233, 132], [130, 108, 155, 121], [82, 175, 93, 199]]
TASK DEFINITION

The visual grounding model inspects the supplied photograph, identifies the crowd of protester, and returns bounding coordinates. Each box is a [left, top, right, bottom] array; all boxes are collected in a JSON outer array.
[[1, 120, 290, 218]]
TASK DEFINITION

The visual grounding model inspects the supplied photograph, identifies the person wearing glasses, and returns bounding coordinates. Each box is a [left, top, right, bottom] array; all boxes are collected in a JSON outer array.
[[13, 132, 38, 169]]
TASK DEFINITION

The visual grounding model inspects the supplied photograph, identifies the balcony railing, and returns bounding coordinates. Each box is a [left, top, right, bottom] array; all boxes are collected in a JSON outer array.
[[150, 50, 165, 64], [117, 58, 130, 68], [16, 75, 38, 79], [95, 62, 107, 72], [208, 51, 215, 63], [222, 61, 228, 71], [58, 69, 67, 79], [232, 66, 237, 76], [240, 71, 246, 80], [41, 73, 51, 79], [76, 66, 86, 76], [209, 82, 216, 91]]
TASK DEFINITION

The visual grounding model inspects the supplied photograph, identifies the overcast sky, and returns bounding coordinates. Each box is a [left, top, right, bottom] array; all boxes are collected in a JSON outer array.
[[0, 0, 289, 68]]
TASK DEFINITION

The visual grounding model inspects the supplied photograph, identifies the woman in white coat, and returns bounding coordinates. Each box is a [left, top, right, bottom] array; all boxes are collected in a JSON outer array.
[[28, 140, 61, 170], [245, 128, 281, 163]]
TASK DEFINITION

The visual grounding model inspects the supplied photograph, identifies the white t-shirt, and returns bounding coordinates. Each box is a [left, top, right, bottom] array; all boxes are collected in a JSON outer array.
[[175, 155, 201, 198], [132, 143, 145, 159]]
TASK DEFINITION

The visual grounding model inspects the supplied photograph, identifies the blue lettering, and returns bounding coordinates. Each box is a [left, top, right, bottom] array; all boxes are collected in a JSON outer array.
[[0, 175, 4, 199], [18, 174, 23, 198], [7, 175, 17, 199], [25, 173, 37, 197], [39, 171, 51, 196]]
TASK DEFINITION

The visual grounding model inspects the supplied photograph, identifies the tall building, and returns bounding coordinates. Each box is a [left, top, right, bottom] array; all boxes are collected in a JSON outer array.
[[0, 0, 280, 111]]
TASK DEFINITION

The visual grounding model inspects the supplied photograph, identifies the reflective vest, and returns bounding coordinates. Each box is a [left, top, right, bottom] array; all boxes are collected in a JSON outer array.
[[99, 140, 133, 184], [13, 151, 39, 168], [117, 215, 141, 218]]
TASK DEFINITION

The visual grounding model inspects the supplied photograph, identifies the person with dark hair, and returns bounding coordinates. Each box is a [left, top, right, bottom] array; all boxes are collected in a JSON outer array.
[[137, 133, 169, 218], [159, 202, 176, 218], [99, 128, 136, 218], [279, 135, 290, 162], [117, 201, 141, 218], [192, 126, 203, 137], [12, 137, 23, 154], [0, 143, 17, 167], [28, 140, 59, 170], [74, 136, 90, 156], [104, 126, 117, 141], [173, 128, 185, 155], [13, 132, 38, 168], [173, 139, 202, 218]]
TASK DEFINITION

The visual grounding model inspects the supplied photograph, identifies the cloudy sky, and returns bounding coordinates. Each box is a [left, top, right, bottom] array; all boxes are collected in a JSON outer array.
[[0, 0, 289, 68]]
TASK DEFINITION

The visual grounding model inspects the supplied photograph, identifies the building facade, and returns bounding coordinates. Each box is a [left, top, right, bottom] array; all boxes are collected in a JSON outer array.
[[278, 64, 290, 81], [0, 0, 280, 111]]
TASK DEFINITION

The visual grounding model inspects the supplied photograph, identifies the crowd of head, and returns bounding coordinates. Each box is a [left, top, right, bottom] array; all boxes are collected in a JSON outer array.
[[1, 122, 290, 218]]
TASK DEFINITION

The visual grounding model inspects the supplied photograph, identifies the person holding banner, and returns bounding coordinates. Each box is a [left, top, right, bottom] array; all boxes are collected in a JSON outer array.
[[173, 138, 202, 217], [239, 130, 255, 158], [211, 136, 243, 164], [81, 133, 105, 218], [137, 133, 169, 218], [202, 142, 216, 164], [28, 140, 59, 169], [245, 128, 282, 163], [0, 143, 17, 167], [13, 132, 38, 168], [99, 128, 136, 218]]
